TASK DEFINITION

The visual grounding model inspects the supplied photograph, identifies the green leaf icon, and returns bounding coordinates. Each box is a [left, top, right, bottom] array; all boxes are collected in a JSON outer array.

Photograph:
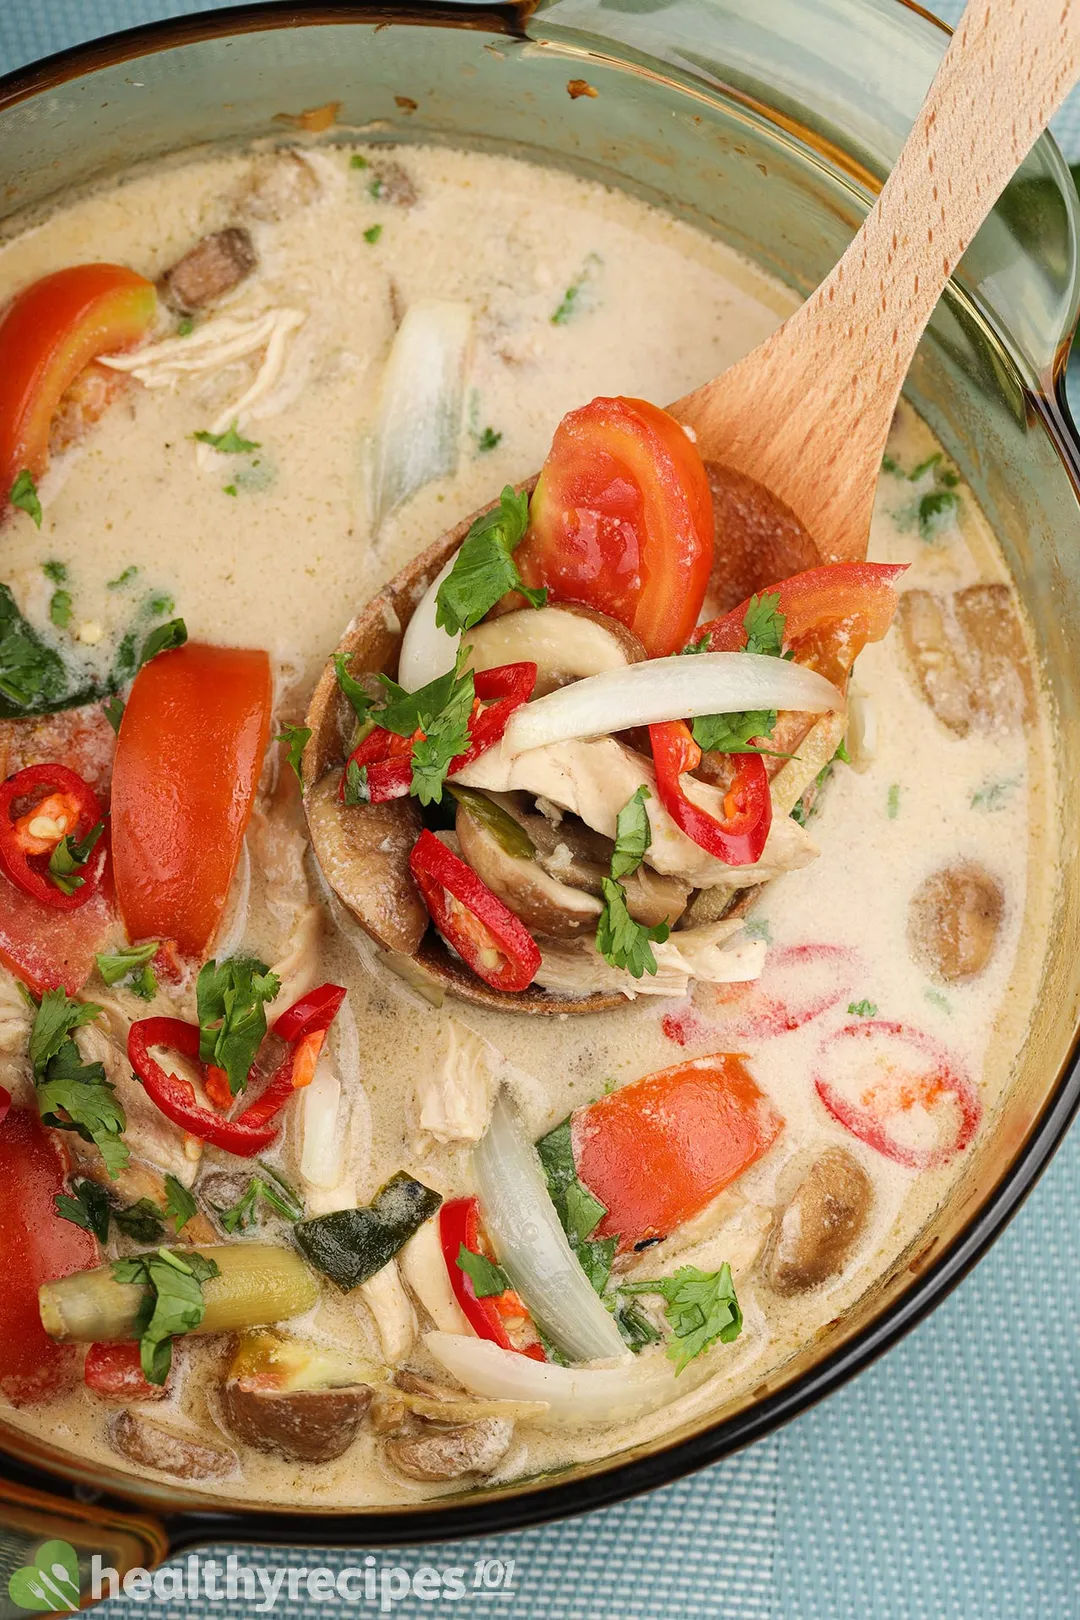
[[7, 1539, 81, 1612]]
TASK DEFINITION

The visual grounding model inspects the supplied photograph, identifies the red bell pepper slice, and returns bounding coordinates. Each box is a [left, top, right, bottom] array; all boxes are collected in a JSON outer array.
[[514, 396, 714, 657], [570, 1055, 784, 1250], [84, 1340, 167, 1402], [0, 1108, 99, 1405], [239, 1029, 326, 1132], [339, 663, 537, 806], [814, 1019, 981, 1170], [439, 1196, 545, 1360], [409, 829, 541, 993], [649, 720, 772, 866], [697, 562, 906, 684], [0, 263, 156, 498], [111, 642, 272, 959], [272, 983, 347, 1043], [128, 1017, 280, 1157], [0, 763, 107, 911]]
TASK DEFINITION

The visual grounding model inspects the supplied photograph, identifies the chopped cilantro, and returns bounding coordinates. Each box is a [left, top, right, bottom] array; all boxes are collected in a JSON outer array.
[[48, 820, 105, 897], [456, 1245, 510, 1298], [834, 737, 851, 765], [138, 617, 187, 668], [54, 1177, 111, 1242], [223, 483, 238, 497], [95, 941, 159, 1001], [847, 999, 878, 1018], [108, 566, 138, 591], [275, 724, 312, 787], [742, 916, 771, 943], [48, 590, 72, 630], [620, 1263, 742, 1372], [148, 594, 174, 617], [112, 1248, 220, 1385], [350, 153, 369, 169], [214, 1165, 304, 1233], [680, 633, 710, 656], [163, 1174, 198, 1233], [887, 783, 900, 819], [535, 1119, 617, 1295], [196, 957, 280, 1097], [971, 777, 1017, 811], [10, 469, 42, 527], [43, 561, 67, 585], [476, 426, 502, 452], [28, 988, 101, 1075], [363, 224, 383, 244], [742, 591, 786, 657], [0, 584, 90, 718], [177, 316, 194, 336], [194, 422, 260, 454], [881, 453, 900, 475], [551, 253, 602, 325], [610, 1295, 663, 1351], [334, 652, 373, 723], [376, 648, 476, 807], [434, 485, 544, 636], [343, 759, 370, 806], [103, 697, 125, 735], [29, 989, 128, 1180], [918, 488, 960, 542], [692, 707, 779, 756], [597, 876, 669, 979], [610, 785, 652, 880], [924, 987, 951, 1014]]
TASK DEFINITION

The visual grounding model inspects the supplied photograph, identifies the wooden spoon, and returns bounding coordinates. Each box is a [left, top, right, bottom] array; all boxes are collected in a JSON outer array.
[[304, 0, 1080, 1015]]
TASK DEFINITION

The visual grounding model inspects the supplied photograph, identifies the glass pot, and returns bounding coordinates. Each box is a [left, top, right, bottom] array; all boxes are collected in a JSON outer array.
[[1, 0, 1079, 1593]]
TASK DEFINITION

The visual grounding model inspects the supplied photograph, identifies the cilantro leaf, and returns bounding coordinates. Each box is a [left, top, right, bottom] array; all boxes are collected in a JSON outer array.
[[43, 561, 67, 585], [917, 488, 960, 541], [196, 957, 280, 1096], [334, 652, 373, 723], [10, 469, 42, 527], [692, 707, 778, 756], [103, 697, 125, 734], [363, 224, 383, 245], [621, 1263, 742, 1372], [214, 1164, 304, 1233], [610, 786, 652, 880], [115, 1248, 221, 1385], [742, 591, 786, 657], [164, 1174, 198, 1233], [609, 1295, 663, 1351], [108, 566, 138, 590], [476, 426, 502, 452], [434, 485, 544, 636], [343, 760, 370, 805], [680, 634, 710, 656], [847, 999, 878, 1018], [113, 1198, 167, 1244], [0, 584, 92, 718], [456, 1244, 511, 1298], [49, 590, 72, 630], [275, 724, 311, 787], [36, 1038, 129, 1180], [193, 422, 260, 454], [54, 1178, 111, 1242], [377, 649, 476, 807], [138, 617, 187, 668], [48, 820, 105, 897], [596, 876, 669, 979], [96, 940, 159, 998], [29, 989, 102, 1077], [535, 1119, 617, 1294]]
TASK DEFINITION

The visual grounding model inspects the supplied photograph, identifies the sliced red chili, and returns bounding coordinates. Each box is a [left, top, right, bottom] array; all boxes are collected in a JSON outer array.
[[649, 720, 771, 866], [128, 1017, 280, 1157], [272, 982, 347, 1043], [814, 1019, 981, 1170], [0, 763, 108, 911], [409, 829, 541, 993], [439, 1196, 545, 1360]]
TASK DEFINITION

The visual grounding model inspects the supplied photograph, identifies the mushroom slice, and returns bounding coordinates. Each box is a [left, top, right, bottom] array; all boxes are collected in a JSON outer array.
[[107, 1410, 236, 1481], [908, 860, 1004, 982], [896, 589, 973, 735], [220, 1330, 379, 1463], [763, 1148, 872, 1295], [954, 582, 1034, 730], [385, 1415, 514, 1482], [463, 605, 646, 697], [239, 150, 320, 221], [505, 799, 690, 928], [455, 793, 602, 940], [305, 771, 427, 954], [160, 227, 257, 313]]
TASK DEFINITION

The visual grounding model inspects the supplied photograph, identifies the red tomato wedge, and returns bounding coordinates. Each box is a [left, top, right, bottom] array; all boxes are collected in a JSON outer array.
[[0, 1108, 98, 1405], [698, 562, 906, 684], [571, 1055, 784, 1249], [0, 264, 156, 497], [515, 396, 714, 657], [0, 867, 113, 994], [111, 643, 272, 958], [84, 1341, 167, 1402]]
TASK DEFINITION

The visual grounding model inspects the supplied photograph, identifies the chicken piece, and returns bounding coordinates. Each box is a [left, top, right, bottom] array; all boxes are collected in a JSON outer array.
[[238, 150, 320, 221], [535, 917, 766, 1000], [455, 737, 818, 890], [160, 227, 257, 313], [357, 1259, 417, 1363], [414, 1020, 494, 1149], [74, 1023, 199, 1185], [49, 363, 131, 456], [954, 582, 1035, 730], [107, 1410, 236, 1481], [908, 860, 1004, 982], [896, 589, 973, 735], [399, 1219, 472, 1334]]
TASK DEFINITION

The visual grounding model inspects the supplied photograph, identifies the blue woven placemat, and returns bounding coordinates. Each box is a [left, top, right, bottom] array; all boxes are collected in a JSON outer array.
[[2, 2, 1079, 1616]]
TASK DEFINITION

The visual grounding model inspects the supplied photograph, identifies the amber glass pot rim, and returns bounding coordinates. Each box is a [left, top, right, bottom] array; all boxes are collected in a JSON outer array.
[[0, 0, 1079, 1548]]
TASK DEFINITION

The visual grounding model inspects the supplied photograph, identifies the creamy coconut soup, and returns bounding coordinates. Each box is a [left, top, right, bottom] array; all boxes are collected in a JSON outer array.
[[0, 141, 1053, 1505]]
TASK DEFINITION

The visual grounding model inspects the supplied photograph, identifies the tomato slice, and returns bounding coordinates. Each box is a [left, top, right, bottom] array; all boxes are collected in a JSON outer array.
[[84, 1341, 167, 1402], [698, 562, 906, 684], [570, 1055, 784, 1249], [0, 264, 156, 497], [515, 396, 714, 657], [0, 867, 113, 994], [0, 1108, 99, 1405], [110, 642, 272, 958]]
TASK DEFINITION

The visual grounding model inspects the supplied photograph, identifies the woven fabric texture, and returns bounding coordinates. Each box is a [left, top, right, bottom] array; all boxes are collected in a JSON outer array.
[[0, 2, 1078, 1616]]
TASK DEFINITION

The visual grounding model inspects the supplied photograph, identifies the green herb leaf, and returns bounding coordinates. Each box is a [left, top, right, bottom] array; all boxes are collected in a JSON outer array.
[[350, 153, 368, 169], [334, 652, 373, 723], [43, 561, 67, 585], [610, 786, 652, 880], [363, 224, 383, 244], [213, 1164, 304, 1234], [596, 876, 669, 979], [535, 1118, 617, 1295], [847, 999, 878, 1018], [275, 724, 311, 787], [164, 1174, 198, 1233], [102, 697, 125, 734], [196, 957, 280, 1097], [680, 634, 710, 656], [609, 1295, 663, 1352], [971, 777, 1017, 812], [10, 469, 42, 528], [28, 988, 102, 1078], [563, 1179, 606, 1247], [918, 488, 960, 542], [742, 915, 771, 942], [48, 590, 72, 630], [35, 1034, 128, 1180], [0, 584, 93, 718], [434, 485, 543, 637], [343, 759, 370, 806], [139, 617, 187, 668], [692, 707, 779, 756], [456, 1244, 511, 1298], [108, 566, 139, 590], [96, 940, 159, 991], [742, 591, 786, 657], [887, 782, 900, 819], [476, 426, 502, 453], [177, 316, 194, 336], [48, 820, 105, 896], [377, 648, 476, 807], [551, 253, 602, 325], [621, 1263, 742, 1372], [54, 1178, 111, 1242], [193, 422, 261, 454], [113, 1198, 167, 1244]]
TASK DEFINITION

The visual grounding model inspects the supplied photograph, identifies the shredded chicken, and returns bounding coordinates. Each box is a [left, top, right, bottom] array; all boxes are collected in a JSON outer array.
[[0, 973, 30, 1055], [399, 1219, 473, 1335], [535, 917, 766, 999], [358, 1260, 417, 1362], [619, 1189, 770, 1280], [74, 1022, 199, 1184], [455, 737, 818, 889], [413, 1019, 494, 1151]]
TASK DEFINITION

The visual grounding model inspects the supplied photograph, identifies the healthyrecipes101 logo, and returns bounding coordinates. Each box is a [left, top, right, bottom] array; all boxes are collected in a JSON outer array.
[[9, 1542, 522, 1613]]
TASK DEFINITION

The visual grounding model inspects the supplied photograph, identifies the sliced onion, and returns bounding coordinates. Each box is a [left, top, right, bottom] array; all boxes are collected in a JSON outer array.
[[425, 1331, 716, 1427], [298, 1054, 345, 1191], [472, 1091, 629, 1364], [369, 300, 472, 530], [397, 555, 458, 691], [502, 653, 843, 756]]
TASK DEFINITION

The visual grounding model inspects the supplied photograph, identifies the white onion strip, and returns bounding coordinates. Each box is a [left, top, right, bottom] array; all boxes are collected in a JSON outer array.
[[397, 555, 458, 691], [472, 1092, 629, 1364], [426, 1331, 715, 1427], [502, 653, 843, 756]]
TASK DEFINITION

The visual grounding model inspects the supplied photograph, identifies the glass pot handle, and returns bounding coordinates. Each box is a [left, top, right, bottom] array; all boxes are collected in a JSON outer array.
[[0, 1475, 166, 1618]]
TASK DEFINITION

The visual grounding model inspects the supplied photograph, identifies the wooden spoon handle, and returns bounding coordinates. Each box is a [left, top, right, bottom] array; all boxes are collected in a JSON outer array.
[[677, 0, 1080, 560]]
